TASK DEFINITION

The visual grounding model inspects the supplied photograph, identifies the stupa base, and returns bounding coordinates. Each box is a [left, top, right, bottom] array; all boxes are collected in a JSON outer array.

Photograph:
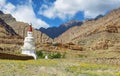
[[21, 50, 37, 60]]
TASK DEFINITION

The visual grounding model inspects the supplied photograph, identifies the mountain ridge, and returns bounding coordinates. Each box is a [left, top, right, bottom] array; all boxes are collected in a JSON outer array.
[[39, 20, 83, 39], [55, 8, 120, 51], [0, 18, 18, 36], [0, 10, 54, 54], [0, 11, 16, 23], [0, 17, 22, 53], [0, 11, 53, 43]]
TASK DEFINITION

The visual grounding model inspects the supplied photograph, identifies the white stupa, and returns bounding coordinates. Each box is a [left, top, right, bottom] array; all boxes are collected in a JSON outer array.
[[21, 25, 37, 60]]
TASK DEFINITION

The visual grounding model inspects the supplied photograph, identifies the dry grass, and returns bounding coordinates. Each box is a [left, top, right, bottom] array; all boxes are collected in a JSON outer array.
[[0, 59, 119, 76]]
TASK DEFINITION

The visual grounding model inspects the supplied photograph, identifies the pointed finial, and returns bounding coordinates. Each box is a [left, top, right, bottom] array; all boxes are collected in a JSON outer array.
[[28, 23, 32, 32]]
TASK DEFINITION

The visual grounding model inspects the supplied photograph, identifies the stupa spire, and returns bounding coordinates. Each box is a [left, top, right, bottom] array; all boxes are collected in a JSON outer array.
[[28, 25, 32, 32]]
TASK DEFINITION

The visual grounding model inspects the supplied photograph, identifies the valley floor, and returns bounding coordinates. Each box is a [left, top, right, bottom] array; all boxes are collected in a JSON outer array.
[[0, 59, 120, 76]]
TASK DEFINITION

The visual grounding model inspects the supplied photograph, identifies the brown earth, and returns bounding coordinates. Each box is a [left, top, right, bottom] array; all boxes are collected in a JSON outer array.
[[0, 12, 53, 56], [0, 13, 53, 44], [55, 8, 120, 51], [0, 18, 22, 54], [0, 8, 120, 59], [0, 52, 33, 60]]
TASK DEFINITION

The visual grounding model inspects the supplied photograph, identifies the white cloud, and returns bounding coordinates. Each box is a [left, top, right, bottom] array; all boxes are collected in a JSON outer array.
[[2, 3, 16, 14], [0, 0, 6, 10], [39, 0, 120, 19], [12, 5, 49, 28], [0, 0, 49, 28]]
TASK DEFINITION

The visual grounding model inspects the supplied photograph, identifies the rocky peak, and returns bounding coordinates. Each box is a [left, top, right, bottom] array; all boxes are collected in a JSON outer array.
[[0, 18, 22, 54], [94, 15, 104, 20], [0, 18, 17, 36], [0, 12, 16, 23], [55, 8, 120, 51], [0, 11, 53, 44], [0, 11, 4, 14], [60, 20, 82, 28], [39, 20, 82, 39]]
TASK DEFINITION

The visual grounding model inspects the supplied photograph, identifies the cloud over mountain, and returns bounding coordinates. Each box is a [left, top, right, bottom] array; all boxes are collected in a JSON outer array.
[[0, 0, 49, 28], [39, 0, 120, 19], [1, 0, 120, 28]]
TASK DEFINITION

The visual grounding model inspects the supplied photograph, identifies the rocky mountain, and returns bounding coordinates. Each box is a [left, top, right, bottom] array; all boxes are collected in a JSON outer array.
[[94, 15, 104, 20], [0, 11, 53, 43], [55, 8, 120, 51], [0, 11, 4, 14], [0, 18, 21, 53], [86, 15, 104, 21], [0, 17, 34, 59], [0, 10, 54, 55], [39, 20, 82, 39], [0, 18, 17, 36], [0, 11, 16, 23]]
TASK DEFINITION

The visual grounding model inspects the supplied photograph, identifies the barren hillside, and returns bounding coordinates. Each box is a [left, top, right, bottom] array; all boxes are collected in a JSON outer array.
[[0, 10, 53, 54], [55, 8, 120, 51], [39, 20, 82, 39], [0, 18, 22, 53], [0, 11, 53, 44]]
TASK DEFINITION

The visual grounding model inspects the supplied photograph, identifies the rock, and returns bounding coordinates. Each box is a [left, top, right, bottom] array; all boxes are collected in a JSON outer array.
[[0, 11, 53, 44], [39, 20, 82, 39], [0, 18, 18, 36], [55, 8, 120, 50]]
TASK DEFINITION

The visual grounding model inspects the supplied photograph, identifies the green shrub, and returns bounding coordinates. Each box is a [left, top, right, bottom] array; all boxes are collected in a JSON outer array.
[[36, 51, 66, 59], [36, 51, 45, 58], [48, 52, 62, 59]]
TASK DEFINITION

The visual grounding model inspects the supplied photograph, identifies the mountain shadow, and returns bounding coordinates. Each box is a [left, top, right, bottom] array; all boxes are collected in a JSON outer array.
[[39, 20, 83, 39]]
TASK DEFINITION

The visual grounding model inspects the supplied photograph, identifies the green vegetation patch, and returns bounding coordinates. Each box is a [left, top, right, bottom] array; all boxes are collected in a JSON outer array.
[[36, 51, 66, 59]]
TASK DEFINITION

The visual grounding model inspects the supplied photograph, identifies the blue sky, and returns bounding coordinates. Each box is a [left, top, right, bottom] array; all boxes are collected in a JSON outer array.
[[0, 0, 120, 28]]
